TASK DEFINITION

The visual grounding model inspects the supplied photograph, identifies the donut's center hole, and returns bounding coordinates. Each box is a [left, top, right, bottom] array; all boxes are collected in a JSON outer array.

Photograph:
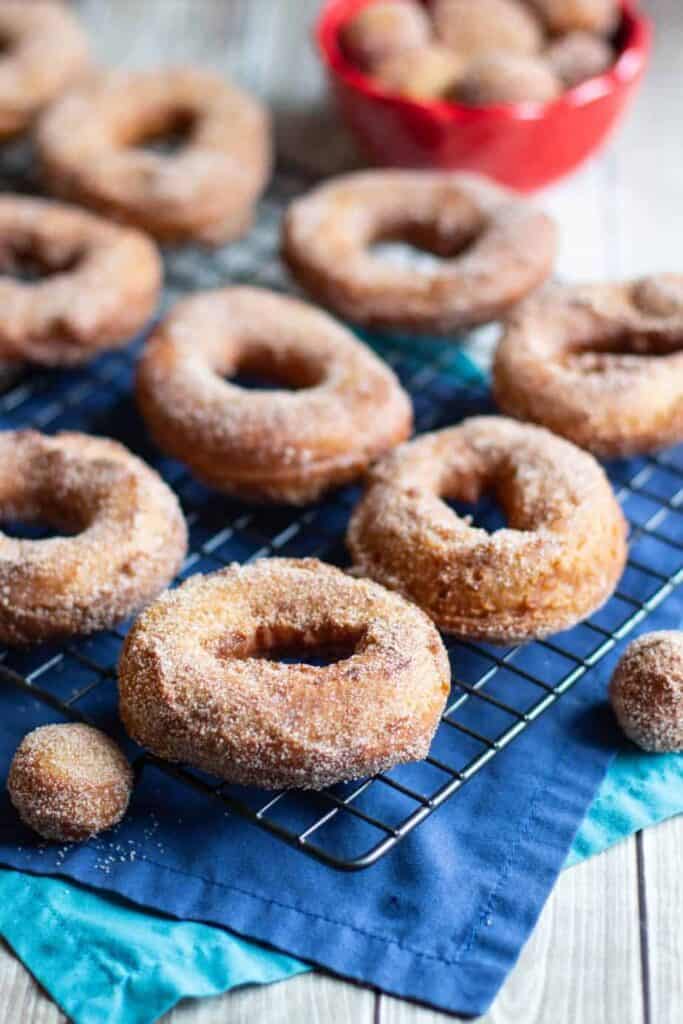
[[130, 108, 198, 156], [445, 492, 509, 533], [0, 238, 85, 283], [226, 348, 325, 392], [369, 204, 485, 270], [0, 516, 79, 540], [564, 329, 683, 372], [214, 624, 364, 667], [0, 34, 14, 58]]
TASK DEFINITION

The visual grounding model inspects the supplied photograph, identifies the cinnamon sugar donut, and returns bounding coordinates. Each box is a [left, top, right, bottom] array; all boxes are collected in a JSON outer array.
[[37, 68, 271, 245], [0, 1, 89, 139], [118, 558, 450, 789], [282, 171, 557, 334], [347, 416, 627, 643], [373, 43, 465, 100], [432, 0, 543, 59], [609, 632, 683, 752], [340, 0, 432, 69], [8, 723, 133, 841], [493, 276, 683, 457], [136, 287, 412, 504], [0, 431, 187, 645], [0, 196, 161, 367]]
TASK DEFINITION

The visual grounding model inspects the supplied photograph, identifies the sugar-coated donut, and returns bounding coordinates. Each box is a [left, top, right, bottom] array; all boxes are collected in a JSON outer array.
[[609, 632, 683, 752], [8, 723, 133, 841], [432, 0, 543, 59], [282, 170, 557, 334], [453, 53, 561, 106], [340, 0, 432, 69], [0, 1, 89, 139], [373, 43, 465, 99], [0, 431, 187, 645], [347, 416, 627, 643], [544, 31, 614, 89], [119, 558, 451, 790], [0, 196, 161, 367], [493, 276, 683, 457], [37, 68, 271, 245], [527, 0, 619, 35], [136, 287, 413, 504]]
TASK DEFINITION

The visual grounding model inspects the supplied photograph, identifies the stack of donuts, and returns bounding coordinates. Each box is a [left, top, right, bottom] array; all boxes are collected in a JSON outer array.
[[340, 0, 618, 104], [1, 1, 680, 847]]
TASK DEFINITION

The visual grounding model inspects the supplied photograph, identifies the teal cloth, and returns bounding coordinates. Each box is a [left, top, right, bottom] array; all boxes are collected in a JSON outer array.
[[1, 747, 680, 1024]]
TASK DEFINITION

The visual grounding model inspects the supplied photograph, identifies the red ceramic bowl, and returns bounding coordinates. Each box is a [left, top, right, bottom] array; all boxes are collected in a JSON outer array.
[[316, 0, 651, 191]]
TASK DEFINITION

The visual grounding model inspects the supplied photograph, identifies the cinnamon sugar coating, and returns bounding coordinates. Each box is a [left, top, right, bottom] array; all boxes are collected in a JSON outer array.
[[0, 1, 89, 139], [118, 558, 450, 790], [38, 68, 271, 245], [373, 43, 465, 100], [609, 632, 683, 752], [347, 416, 627, 643], [8, 723, 133, 841], [0, 431, 187, 645], [282, 170, 557, 334], [0, 196, 161, 367], [493, 276, 683, 457], [432, 0, 543, 60], [136, 287, 412, 504], [340, 0, 432, 69], [544, 31, 613, 89]]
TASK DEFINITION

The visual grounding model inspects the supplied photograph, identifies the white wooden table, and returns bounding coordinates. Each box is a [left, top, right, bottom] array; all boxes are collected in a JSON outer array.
[[1, 2, 682, 1021]]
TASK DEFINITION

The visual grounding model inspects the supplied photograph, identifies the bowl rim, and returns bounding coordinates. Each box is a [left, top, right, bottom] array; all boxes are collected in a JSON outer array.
[[315, 0, 652, 122]]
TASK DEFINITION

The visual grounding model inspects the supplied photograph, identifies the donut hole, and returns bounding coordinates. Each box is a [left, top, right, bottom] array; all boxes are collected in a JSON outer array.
[[563, 328, 683, 372], [126, 107, 198, 156], [213, 623, 366, 668], [368, 201, 487, 270], [0, 489, 90, 540], [0, 236, 85, 283], [0, 515, 80, 540], [444, 492, 509, 532], [225, 346, 327, 393]]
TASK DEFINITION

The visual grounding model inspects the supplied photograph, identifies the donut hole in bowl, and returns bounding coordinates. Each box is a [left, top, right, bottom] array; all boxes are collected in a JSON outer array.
[[210, 622, 366, 669]]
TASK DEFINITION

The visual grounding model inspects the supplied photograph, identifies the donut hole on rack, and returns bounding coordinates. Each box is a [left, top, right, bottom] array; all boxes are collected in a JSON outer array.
[[562, 327, 683, 374], [0, 236, 85, 283], [211, 622, 366, 669], [223, 344, 328, 393], [368, 197, 487, 271], [125, 106, 198, 157], [0, 473, 93, 541], [445, 492, 509, 533]]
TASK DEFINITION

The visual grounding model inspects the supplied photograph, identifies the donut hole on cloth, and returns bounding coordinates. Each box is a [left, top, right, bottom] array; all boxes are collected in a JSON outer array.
[[127, 106, 199, 158], [561, 325, 683, 375], [0, 234, 85, 283], [367, 195, 487, 273], [225, 343, 327, 394]]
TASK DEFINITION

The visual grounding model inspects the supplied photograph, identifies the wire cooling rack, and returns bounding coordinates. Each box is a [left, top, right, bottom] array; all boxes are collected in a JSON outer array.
[[2, 167, 683, 871]]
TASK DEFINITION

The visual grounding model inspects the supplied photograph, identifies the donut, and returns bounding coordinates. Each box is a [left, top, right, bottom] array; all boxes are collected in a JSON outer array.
[[0, 196, 161, 367], [347, 416, 627, 643], [0, 1, 89, 140], [453, 53, 561, 106], [609, 632, 683, 752], [373, 43, 465, 100], [118, 558, 450, 790], [136, 287, 413, 504], [37, 68, 271, 245], [544, 31, 614, 89], [340, 0, 432, 69], [282, 170, 557, 334], [8, 723, 133, 842], [0, 431, 187, 645], [526, 0, 619, 35], [493, 276, 683, 457], [432, 0, 543, 60]]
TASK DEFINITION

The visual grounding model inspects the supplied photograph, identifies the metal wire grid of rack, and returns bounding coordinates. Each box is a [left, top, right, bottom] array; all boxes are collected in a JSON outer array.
[[2, 170, 683, 871]]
